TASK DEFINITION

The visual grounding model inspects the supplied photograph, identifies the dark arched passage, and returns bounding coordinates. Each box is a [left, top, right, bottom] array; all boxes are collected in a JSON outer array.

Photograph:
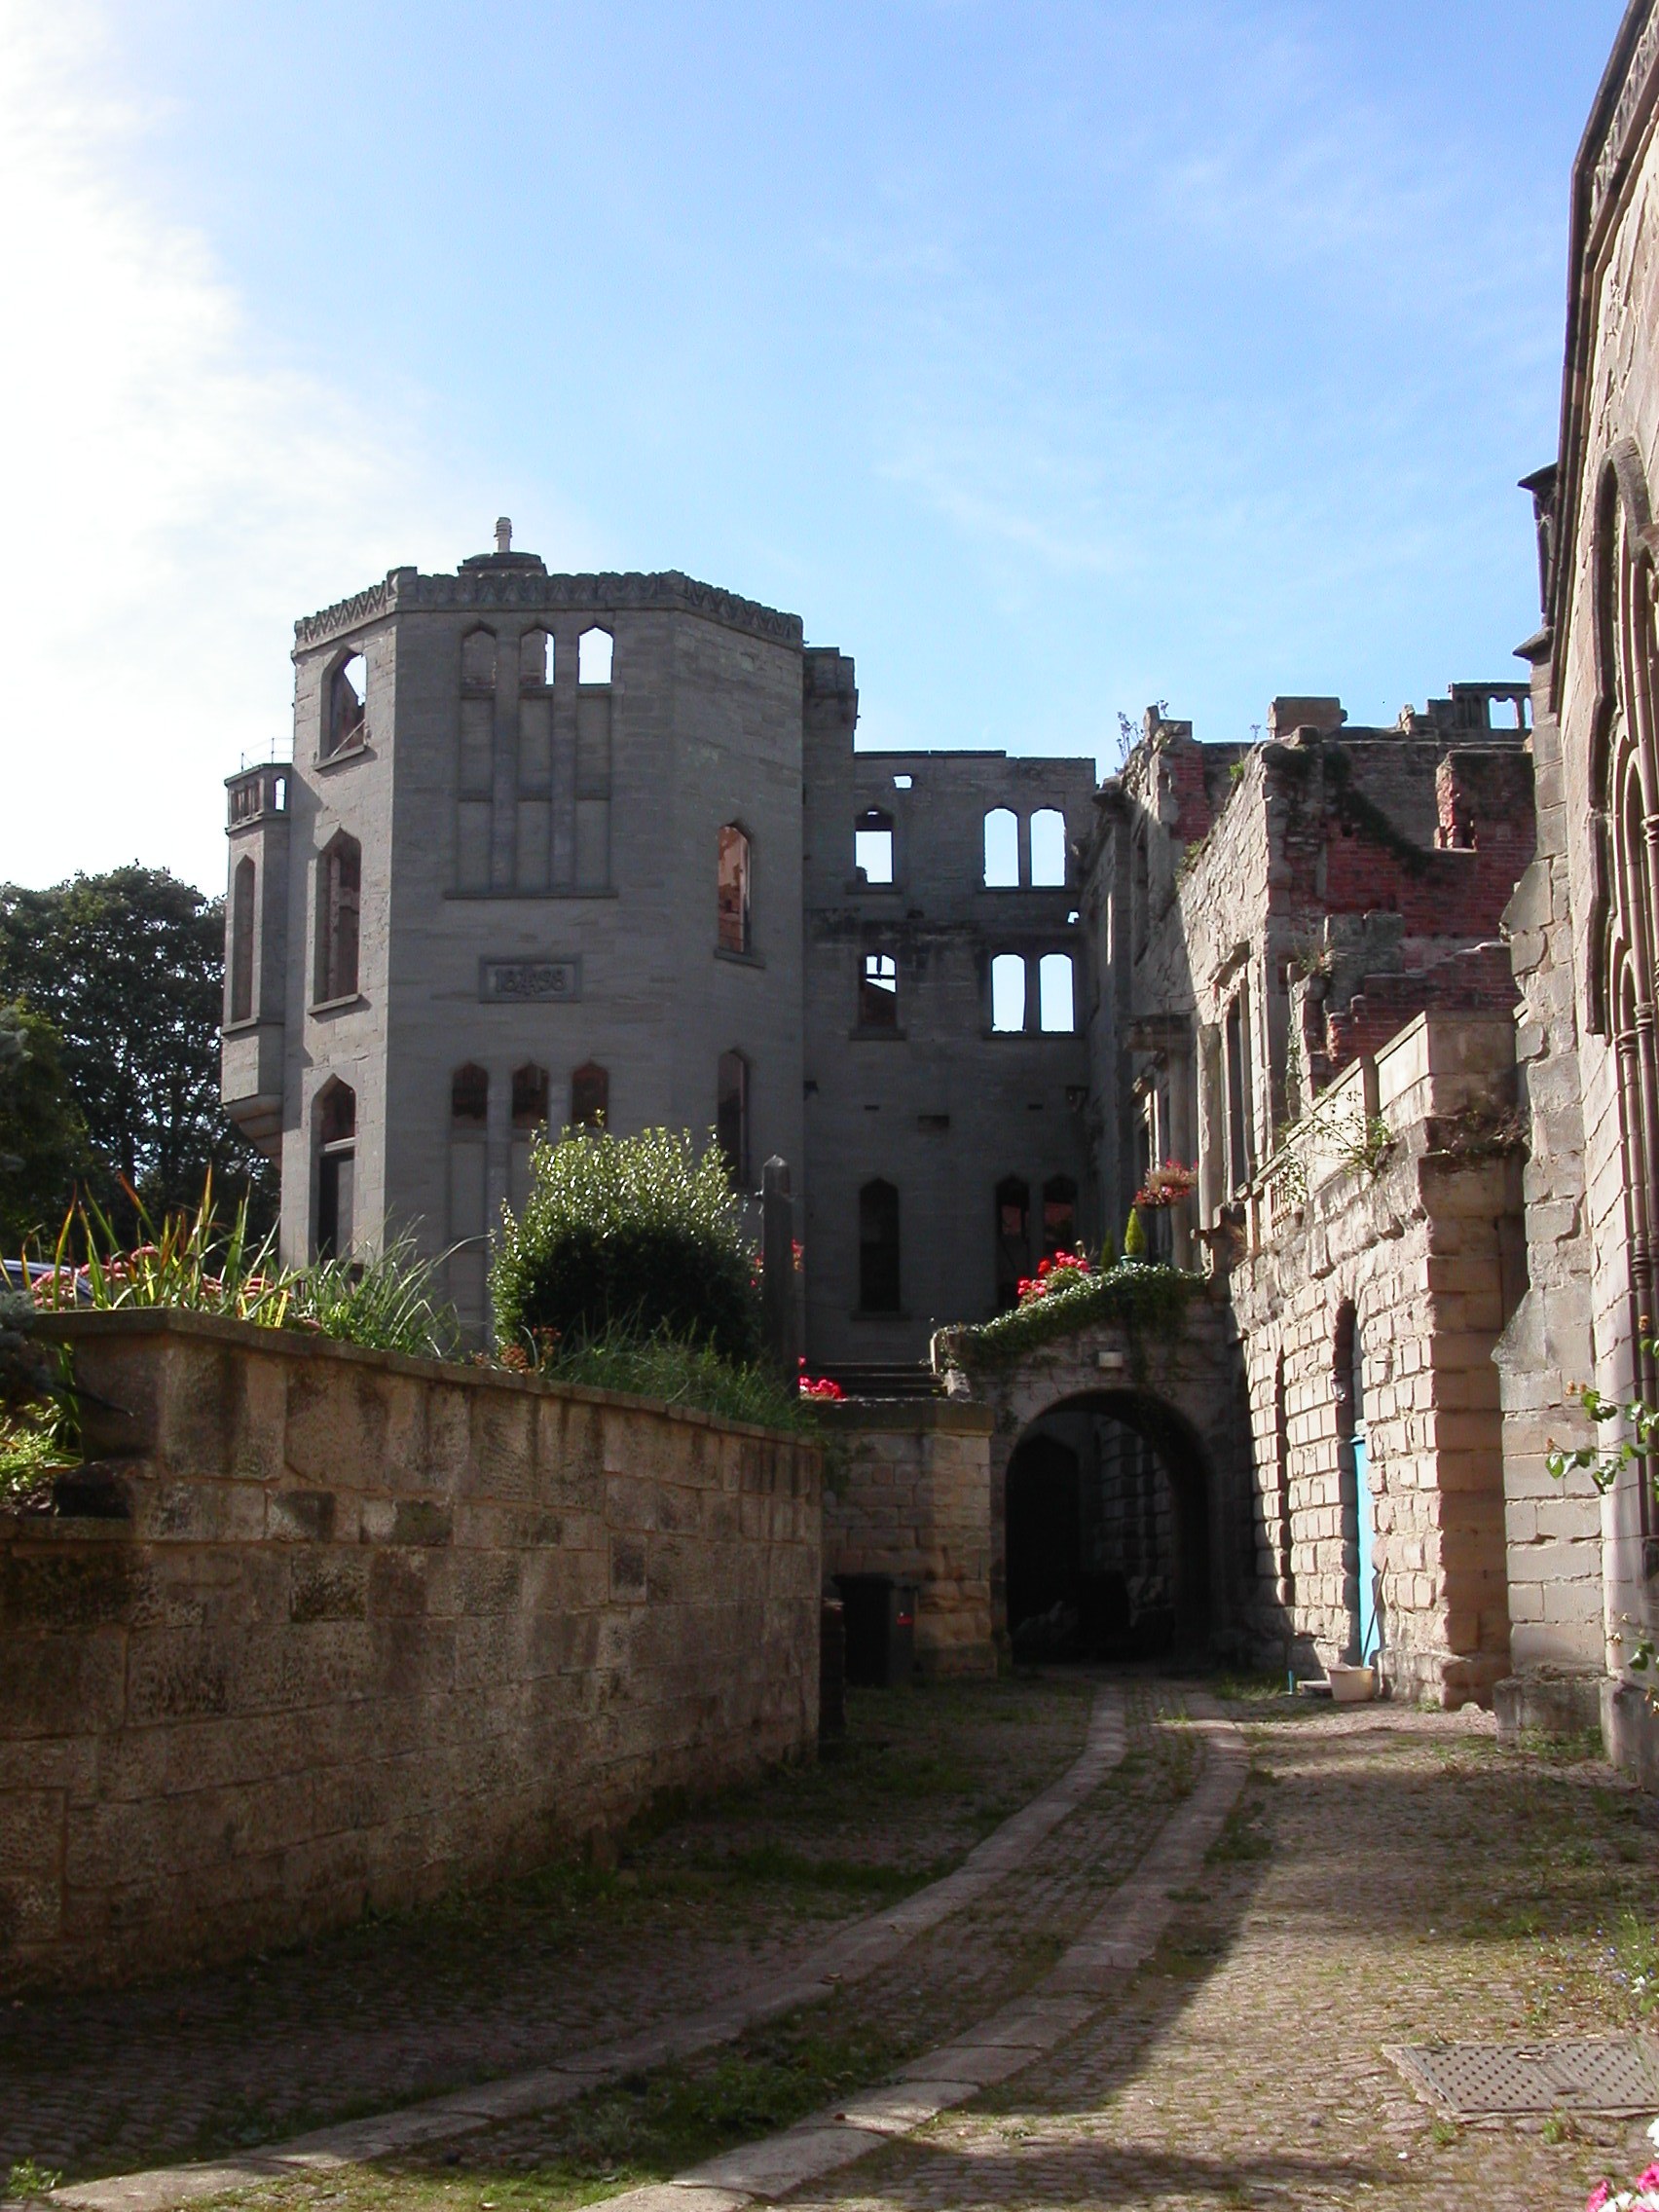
[[1004, 1386, 1216, 1656]]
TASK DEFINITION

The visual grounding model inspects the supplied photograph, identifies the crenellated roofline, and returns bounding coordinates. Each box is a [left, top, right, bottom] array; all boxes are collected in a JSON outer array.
[[293, 567, 805, 656]]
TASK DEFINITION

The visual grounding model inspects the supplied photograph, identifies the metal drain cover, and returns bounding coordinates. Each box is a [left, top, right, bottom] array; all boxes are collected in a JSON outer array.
[[1385, 2039, 1659, 2118]]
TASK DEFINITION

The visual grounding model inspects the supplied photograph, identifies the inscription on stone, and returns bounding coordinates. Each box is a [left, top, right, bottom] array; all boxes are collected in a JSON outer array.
[[480, 957, 581, 1003]]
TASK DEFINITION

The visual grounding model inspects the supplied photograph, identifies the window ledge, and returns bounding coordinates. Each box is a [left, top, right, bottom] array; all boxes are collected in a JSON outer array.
[[317, 737, 371, 771], [849, 1025, 906, 1042], [310, 992, 367, 1017], [850, 1309, 911, 1321], [844, 880, 903, 897], [981, 1028, 1077, 1041], [219, 1014, 276, 1038], [715, 945, 765, 969]]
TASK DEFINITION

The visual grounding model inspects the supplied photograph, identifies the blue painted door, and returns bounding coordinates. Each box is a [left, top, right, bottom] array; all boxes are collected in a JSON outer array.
[[1354, 1430, 1381, 1663]]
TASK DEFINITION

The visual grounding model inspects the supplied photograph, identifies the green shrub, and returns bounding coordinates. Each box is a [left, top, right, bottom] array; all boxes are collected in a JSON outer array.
[[940, 1259, 1201, 1372], [493, 1126, 761, 1365], [535, 1330, 812, 1432], [285, 1236, 460, 1361]]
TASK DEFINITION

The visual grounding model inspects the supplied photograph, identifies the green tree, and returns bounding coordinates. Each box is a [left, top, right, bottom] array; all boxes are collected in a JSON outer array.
[[0, 1000, 93, 1250], [0, 867, 274, 1239]]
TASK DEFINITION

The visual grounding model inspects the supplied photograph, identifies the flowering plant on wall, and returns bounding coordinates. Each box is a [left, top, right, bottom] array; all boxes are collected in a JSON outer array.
[[798, 1370, 845, 1402], [1015, 1251, 1093, 1305], [1132, 1159, 1196, 1210], [1586, 2120, 1659, 2208]]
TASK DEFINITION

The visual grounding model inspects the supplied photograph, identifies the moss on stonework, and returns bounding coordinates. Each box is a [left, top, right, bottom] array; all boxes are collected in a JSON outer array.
[[940, 1261, 1203, 1373]]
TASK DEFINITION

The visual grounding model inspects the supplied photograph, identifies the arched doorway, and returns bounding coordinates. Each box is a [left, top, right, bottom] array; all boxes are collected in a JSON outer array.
[[1004, 1388, 1215, 1659]]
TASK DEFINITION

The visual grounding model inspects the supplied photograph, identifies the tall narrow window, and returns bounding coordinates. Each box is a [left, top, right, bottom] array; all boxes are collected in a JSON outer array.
[[571, 1061, 609, 1129], [315, 833, 361, 1004], [447, 1064, 488, 1329], [1041, 1176, 1077, 1258], [508, 1064, 548, 1218], [717, 1051, 750, 1186], [1224, 987, 1252, 1192], [983, 808, 1019, 888], [991, 952, 1026, 1033], [325, 652, 366, 757], [718, 825, 752, 953], [578, 626, 613, 684], [860, 952, 899, 1028], [859, 1180, 901, 1312], [1131, 829, 1150, 959], [520, 628, 553, 688], [855, 809, 894, 885], [1029, 808, 1067, 887], [451, 1063, 489, 1126], [1038, 952, 1075, 1032], [512, 1065, 549, 1128], [315, 1080, 356, 1260], [230, 856, 255, 1024], [995, 1177, 1030, 1309]]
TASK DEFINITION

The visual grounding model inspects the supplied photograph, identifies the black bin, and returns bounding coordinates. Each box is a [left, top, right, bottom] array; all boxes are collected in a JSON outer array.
[[836, 1573, 917, 1688]]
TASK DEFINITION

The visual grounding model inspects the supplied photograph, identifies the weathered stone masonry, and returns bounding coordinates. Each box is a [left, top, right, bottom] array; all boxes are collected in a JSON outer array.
[[0, 1311, 819, 1991]]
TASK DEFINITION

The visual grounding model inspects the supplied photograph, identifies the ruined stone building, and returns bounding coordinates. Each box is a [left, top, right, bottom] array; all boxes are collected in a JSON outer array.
[[1081, 691, 1537, 1704], [1493, 0, 1659, 1786], [220, 531, 1092, 1362], [213, 1, 1659, 1767]]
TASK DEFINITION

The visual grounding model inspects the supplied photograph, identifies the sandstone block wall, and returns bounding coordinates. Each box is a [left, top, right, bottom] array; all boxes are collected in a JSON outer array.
[[1233, 1013, 1520, 1706], [2, 1311, 820, 1992], [820, 1402, 995, 1675]]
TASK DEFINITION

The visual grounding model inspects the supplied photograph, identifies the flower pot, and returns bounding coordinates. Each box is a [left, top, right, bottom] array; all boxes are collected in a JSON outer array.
[[1327, 1663, 1376, 1705]]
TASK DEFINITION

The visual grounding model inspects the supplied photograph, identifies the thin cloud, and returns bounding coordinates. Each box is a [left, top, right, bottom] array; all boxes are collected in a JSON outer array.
[[0, 2, 494, 892]]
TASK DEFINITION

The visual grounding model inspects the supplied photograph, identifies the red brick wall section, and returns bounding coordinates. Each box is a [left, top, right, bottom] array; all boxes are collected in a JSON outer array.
[[0, 1310, 821, 1993], [1324, 943, 1520, 1074]]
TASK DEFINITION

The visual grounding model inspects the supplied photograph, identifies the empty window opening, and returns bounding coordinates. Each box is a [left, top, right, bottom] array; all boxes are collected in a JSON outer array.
[[571, 1061, 609, 1129], [718, 824, 753, 953], [1131, 829, 1150, 959], [578, 627, 613, 684], [511, 1064, 549, 1128], [855, 809, 894, 885], [860, 952, 899, 1027], [1488, 693, 1530, 730], [521, 628, 553, 687], [994, 1176, 1030, 1310], [1030, 808, 1067, 887], [859, 1179, 902, 1311], [451, 1063, 489, 1126], [460, 627, 498, 690], [315, 832, 361, 1004], [893, 773, 913, 790], [1224, 986, 1253, 1191], [230, 857, 255, 1025], [984, 808, 1020, 888], [991, 953, 1027, 1033], [315, 1079, 356, 1261], [326, 652, 366, 756], [717, 1051, 750, 1186], [1042, 1176, 1078, 1259], [1039, 952, 1075, 1032]]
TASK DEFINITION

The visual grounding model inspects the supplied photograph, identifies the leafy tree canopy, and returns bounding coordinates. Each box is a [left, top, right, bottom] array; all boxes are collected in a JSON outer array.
[[0, 1000, 93, 1251], [0, 867, 274, 1240]]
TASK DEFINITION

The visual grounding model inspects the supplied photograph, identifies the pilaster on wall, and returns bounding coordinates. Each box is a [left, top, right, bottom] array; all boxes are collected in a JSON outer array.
[[1495, 683, 1604, 1677]]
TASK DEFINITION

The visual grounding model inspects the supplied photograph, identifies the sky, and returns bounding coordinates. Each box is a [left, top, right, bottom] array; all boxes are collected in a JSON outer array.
[[0, 0, 1630, 894]]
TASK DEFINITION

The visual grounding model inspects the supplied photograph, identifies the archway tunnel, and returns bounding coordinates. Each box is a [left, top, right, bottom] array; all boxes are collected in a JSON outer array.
[[1004, 1388, 1216, 1661]]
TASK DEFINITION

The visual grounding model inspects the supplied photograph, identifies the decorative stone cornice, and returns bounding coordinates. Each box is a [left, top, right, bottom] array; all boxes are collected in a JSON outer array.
[[294, 567, 805, 654], [1591, 3, 1659, 231]]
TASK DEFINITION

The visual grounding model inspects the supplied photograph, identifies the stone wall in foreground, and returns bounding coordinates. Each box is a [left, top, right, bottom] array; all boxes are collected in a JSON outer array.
[[1, 1310, 820, 1992]]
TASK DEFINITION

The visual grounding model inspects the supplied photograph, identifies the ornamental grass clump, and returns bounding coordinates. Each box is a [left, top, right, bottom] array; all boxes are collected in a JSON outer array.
[[492, 1125, 762, 1367]]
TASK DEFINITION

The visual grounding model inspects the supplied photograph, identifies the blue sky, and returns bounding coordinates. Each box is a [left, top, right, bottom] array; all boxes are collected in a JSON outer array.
[[0, 1, 1627, 890]]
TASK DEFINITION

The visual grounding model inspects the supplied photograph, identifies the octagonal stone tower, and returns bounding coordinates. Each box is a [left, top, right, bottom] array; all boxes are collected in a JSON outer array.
[[222, 527, 807, 1334]]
